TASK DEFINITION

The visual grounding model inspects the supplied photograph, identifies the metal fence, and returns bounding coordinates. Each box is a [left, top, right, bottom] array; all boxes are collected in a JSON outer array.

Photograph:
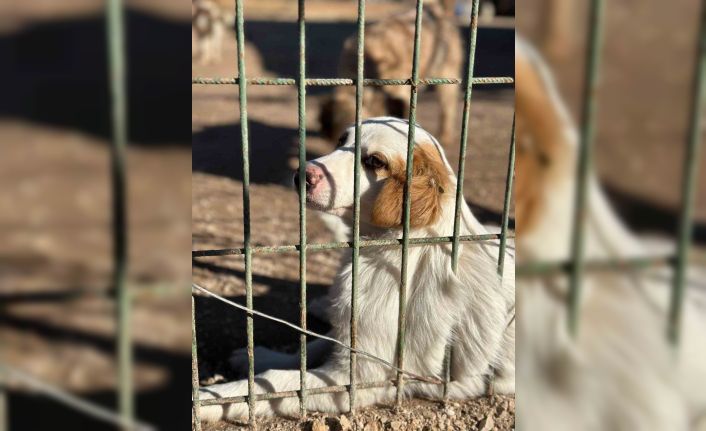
[[0, 0, 141, 430], [191, 0, 515, 428]]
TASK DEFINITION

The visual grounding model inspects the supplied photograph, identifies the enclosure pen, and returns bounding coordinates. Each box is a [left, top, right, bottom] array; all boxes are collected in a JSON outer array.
[[191, 0, 515, 427], [0, 0, 145, 430]]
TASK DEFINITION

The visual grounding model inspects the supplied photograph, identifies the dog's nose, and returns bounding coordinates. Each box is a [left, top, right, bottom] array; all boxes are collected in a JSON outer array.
[[294, 164, 324, 191]]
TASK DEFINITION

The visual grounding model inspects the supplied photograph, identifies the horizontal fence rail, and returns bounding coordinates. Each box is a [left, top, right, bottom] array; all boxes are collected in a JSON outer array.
[[192, 76, 513, 86]]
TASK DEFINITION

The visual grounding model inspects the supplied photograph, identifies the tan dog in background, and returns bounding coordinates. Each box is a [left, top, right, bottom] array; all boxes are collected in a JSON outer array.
[[319, 0, 462, 146], [192, 0, 234, 65]]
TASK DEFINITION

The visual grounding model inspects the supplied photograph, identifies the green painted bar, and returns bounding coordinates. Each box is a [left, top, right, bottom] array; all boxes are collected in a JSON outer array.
[[192, 77, 513, 86], [397, 0, 425, 406], [497, 115, 516, 276], [0, 371, 6, 431], [567, 0, 605, 337], [297, 0, 308, 418], [192, 233, 508, 257], [192, 297, 202, 431], [668, 0, 706, 346], [106, 0, 132, 424], [349, 0, 366, 413], [233, 0, 255, 427], [447, 0, 480, 400]]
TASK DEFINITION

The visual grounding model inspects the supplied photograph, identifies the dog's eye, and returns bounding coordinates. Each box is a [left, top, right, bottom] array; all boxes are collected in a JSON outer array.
[[363, 154, 387, 170]]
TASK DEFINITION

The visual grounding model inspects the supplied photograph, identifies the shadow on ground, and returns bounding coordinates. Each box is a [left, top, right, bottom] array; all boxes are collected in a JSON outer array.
[[2, 311, 190, 430], [192, 120, 326, 184], [0, 9, 191, 145]]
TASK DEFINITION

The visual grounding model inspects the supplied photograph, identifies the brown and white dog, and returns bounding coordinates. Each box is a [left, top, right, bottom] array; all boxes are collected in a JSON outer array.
[[515, 36, 706, 430], [199, 118, 515, 421], [319, 1, 462, 146]]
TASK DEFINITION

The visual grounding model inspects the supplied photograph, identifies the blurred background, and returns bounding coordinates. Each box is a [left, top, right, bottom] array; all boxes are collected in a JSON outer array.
[[192, 0, 515, 429], [516, 0, 706, 430], [0, 0, 191, 429]]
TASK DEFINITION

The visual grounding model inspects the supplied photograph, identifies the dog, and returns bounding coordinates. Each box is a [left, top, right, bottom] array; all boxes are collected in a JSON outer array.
[[514, 36, 706, 430], [319, 0, 462, 146], [198, 118, 515, 421], [192, 0, 234, 65]]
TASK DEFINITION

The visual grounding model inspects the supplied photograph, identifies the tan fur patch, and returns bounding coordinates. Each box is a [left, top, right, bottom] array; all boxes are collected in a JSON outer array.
[[515, 48, 571, 236], [371, 144, 450, 228]]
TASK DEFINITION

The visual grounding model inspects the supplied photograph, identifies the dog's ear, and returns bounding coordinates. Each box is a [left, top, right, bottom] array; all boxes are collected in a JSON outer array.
[[372, 144, 450, 228]]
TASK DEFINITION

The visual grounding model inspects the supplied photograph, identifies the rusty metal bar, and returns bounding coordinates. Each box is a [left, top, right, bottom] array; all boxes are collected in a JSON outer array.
[[446, 0, 480, 401], [498, 115, 516, 276], [397, 0, 425, 406], [668, 0, 706, 346], [232, 0, 256, 426], [567, 0, 605, 337], [192, 77, 513, 86], [193, 233, 508, 257], [296, 0, 309, 418], [191, 297, 202, 431], [106, 0, 132, 424], [349, 0, 366, 414]]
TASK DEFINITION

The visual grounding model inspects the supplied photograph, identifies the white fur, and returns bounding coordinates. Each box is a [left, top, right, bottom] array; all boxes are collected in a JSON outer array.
[[515, 36, 706, 430], [199, 119, 515, 421]]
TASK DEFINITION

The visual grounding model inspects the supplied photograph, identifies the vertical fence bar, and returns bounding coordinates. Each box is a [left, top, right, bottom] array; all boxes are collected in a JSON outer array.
[[349, 0, 366, 413], [297, 0, 308, 417], [567, 0, 605, 337], [397, 0, 425, 406], [191, 297, 202, 431], [446, 0, 480, 400], [106, 0, 132, 424], [234, 0, 255, 427], [0, 373, 6, 431], [497, 115, 516, 276], [668, 0, 706, 346]]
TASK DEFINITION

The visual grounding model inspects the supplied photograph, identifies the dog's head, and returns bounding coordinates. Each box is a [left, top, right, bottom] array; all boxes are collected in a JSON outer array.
[[296, 117, 453, 230]]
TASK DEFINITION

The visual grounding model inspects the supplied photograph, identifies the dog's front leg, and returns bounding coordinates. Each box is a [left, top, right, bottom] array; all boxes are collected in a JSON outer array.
[[199, 362, 381, 422]]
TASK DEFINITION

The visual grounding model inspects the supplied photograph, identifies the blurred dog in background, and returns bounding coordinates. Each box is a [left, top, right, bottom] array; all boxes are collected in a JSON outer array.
[[192, 0, 234, 65], [319, 0, 462, 146]]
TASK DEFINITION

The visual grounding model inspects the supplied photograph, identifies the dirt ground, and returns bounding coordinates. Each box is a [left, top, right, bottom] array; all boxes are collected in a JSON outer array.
[[192, 1, 514, 430]]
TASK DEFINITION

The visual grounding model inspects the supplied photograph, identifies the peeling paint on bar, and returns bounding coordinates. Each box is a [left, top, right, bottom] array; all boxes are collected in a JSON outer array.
[[349, 0, 366, 414], [668, 0, 706, 346], [296, 0, 308, 417], [397, 0, 426, 406], [191, 77, 514, 86], [498, 115, 516, 277], [567, 0, 605, 337], [447, 0, 480, 400], [192, 233, 509, 257], [233, 0, 256, 426]]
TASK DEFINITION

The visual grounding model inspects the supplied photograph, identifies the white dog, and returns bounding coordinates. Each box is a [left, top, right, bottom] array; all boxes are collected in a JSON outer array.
[[199, 118, 515, 422], [515, 37, 706, 430]]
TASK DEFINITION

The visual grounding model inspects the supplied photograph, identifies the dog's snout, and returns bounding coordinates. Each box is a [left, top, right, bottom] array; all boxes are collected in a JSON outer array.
[[294, 164, 324, 192]]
